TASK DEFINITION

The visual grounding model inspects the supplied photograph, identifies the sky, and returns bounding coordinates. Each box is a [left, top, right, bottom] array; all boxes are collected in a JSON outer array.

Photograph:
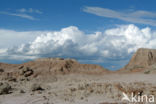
[[0, 0, 156, 70]]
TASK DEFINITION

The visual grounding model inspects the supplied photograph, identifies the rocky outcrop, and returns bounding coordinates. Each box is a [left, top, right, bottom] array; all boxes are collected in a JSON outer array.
[[0, 58, 109, 83], [0, 82, 12, 95], [30, 83, 44, 92], [19, 66, 34, 77], [22, 58, 109, 75], [124, 48, 156, 71]]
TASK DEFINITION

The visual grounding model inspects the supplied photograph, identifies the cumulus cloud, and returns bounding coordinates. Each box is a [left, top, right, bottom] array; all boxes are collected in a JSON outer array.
[[0, 24, 156, 69], [0, 29, 47, 48], [83, 6, 156, 26]]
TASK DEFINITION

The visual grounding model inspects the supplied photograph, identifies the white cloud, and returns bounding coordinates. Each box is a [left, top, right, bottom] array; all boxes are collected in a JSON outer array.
[[83, 6, 156, 26], [0, 24, 155, 59], [0, 8, 42, 20], [17, 8, 26, 13], [0, 11, 36, 20], [0, 24, 156, 69], [0, 29, 47, 48], [0, 49, 7, 54], [17, 8, 42, 14]]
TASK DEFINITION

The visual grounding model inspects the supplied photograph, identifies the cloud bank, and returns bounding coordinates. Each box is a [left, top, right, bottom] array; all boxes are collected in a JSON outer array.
[[0, 24, 156, 69], [0, 29, 47, 48], [83, 6, 156, 26]]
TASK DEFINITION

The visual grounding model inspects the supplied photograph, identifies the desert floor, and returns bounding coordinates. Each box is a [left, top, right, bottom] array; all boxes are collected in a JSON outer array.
[[0, 73, 156, 104]]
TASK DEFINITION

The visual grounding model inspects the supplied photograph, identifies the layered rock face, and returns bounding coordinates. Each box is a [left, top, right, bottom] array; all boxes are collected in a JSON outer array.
[[124, 48, 156, 70], [120, 48, 156, 74]]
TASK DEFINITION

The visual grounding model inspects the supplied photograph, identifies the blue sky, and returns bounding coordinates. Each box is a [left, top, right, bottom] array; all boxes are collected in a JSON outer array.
[[0, 0, 156, 70], [0, 0, 156, 31]]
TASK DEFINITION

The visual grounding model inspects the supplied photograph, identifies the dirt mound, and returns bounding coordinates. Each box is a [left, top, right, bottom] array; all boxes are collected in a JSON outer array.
[[23, 58, 109, 75], [0, 58, 109, 80], [124, 48, 156, 72]]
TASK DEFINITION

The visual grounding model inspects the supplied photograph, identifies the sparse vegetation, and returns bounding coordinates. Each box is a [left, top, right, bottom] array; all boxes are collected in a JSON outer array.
[[144, 70, 150, 74]]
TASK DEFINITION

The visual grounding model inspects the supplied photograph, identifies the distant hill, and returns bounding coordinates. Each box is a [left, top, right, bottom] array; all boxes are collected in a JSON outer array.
[[0, 58, 109, 80]]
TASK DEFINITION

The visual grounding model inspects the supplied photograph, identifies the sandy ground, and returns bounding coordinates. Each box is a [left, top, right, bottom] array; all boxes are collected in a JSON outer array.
[[0, 73, 156, 104]]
